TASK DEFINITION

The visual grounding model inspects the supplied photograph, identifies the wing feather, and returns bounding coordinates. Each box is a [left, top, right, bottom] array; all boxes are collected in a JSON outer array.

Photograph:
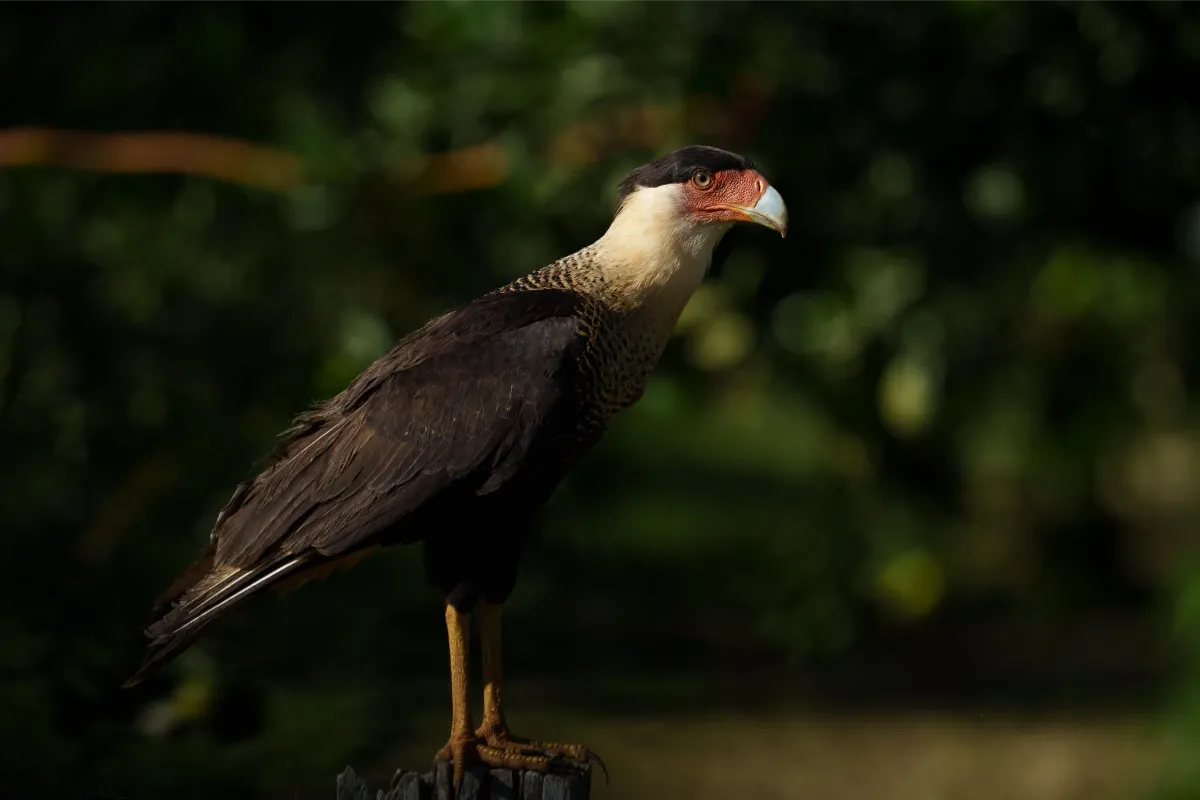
[[126, 290, 588, 685], [217, 294, 582, 557]]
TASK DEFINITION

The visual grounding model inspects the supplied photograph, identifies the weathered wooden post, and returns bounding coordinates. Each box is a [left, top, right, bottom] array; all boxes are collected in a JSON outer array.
[[336, 763, 592, 800]]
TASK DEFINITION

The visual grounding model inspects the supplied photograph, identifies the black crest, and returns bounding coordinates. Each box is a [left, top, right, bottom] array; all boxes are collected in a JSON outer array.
[[617, 146, 755, 203]]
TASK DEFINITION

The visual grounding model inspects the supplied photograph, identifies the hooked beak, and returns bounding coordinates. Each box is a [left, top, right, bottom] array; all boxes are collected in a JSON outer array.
[[727, 182, 788, 238]]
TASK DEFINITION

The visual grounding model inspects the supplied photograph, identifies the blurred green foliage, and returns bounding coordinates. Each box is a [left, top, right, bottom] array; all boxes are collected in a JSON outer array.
[[3, 2, 1200, 798]]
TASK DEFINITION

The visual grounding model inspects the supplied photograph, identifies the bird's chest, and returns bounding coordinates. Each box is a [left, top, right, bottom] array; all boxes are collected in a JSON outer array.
[[579, 312, 673, 426]]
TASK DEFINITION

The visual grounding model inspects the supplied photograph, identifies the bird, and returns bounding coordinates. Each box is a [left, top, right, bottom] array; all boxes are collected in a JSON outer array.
[[124, 145, 787, 783]]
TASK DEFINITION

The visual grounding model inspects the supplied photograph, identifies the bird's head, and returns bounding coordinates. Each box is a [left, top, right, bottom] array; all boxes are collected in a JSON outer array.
[[592, 145, 787, 313], [615, 145, 788, 238]]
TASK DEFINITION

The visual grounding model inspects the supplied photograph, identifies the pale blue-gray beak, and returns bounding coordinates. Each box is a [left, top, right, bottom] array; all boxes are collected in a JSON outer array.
[[741, 184, 788, 237]]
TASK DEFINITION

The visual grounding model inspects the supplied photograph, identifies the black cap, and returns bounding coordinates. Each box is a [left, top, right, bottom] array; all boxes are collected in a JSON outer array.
[[618, 146, 755, 203]]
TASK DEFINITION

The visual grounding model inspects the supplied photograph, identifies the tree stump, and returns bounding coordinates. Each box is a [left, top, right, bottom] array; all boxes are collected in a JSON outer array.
[[336, 763, 592, 800]]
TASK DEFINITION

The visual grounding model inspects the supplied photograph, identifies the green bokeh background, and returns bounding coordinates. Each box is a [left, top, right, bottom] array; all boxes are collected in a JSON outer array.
[[3, 3, 1200, 798]]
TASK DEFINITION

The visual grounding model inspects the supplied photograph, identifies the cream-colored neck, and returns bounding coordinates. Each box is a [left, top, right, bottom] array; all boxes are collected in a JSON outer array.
[[588, 184, 730, 329]]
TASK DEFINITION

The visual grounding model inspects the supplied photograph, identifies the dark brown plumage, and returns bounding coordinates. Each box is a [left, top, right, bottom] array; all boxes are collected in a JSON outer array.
[[126, 145, 787, 782], [127, 288, 595, 684]]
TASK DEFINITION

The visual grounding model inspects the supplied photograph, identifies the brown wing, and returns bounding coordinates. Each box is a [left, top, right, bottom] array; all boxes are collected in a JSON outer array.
[[124, 289, 586, 686], [219, 313, 584, 562]]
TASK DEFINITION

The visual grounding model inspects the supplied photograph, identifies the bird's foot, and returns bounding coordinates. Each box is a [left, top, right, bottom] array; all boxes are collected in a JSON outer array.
[[435, 733, 558, 787], [475, 719, 608, 783]]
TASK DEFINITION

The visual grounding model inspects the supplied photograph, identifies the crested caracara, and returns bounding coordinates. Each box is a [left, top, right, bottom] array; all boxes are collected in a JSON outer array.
[[126, 145, 787, 782]]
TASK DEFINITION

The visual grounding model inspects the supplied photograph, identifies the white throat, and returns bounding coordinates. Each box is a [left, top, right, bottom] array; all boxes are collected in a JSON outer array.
[[589, 184, 730, 321]]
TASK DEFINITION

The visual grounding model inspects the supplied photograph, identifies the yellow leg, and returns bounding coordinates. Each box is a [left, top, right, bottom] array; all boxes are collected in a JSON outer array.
[[447, 603, 473, 744], [434, 602, 565, 784], [434, 603, 475, 785], [475, 601, 605, 779], [479, 600, 505, 732]]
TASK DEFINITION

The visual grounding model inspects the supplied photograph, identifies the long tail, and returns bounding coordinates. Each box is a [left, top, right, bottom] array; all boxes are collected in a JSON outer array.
[[123, 544, 308, 688]]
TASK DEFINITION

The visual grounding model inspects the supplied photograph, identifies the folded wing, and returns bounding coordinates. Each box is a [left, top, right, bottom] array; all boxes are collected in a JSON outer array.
[[125, 289, 586, 685]]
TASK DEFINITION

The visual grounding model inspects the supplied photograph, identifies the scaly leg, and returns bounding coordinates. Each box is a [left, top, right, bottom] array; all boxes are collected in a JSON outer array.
[[474, 601, 606, 778], [434, 603, 547, 785]]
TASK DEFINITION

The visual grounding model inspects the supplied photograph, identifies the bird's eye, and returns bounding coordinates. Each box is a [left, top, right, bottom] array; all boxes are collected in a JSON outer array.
[[692, 170, 713, 189]]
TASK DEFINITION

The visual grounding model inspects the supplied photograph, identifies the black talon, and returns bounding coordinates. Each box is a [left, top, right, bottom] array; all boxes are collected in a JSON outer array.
[[587, 749, 609, 785]]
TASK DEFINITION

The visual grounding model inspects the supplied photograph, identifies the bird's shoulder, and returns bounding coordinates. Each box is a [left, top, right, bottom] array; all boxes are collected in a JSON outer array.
[[400, 286, 589, 355], [349, 288, 589, 398]]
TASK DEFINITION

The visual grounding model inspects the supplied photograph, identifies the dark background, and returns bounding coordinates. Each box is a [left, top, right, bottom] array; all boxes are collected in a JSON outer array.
[[3, 3, 1200, 798]]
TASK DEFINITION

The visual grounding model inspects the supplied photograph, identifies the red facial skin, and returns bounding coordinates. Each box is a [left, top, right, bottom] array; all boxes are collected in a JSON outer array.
[[683, 168, 769, 224]]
